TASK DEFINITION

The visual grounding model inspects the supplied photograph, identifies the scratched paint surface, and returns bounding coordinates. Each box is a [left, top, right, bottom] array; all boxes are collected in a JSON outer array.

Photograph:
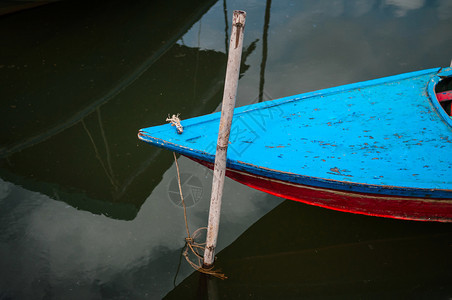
[[139, 68, 452, 197]]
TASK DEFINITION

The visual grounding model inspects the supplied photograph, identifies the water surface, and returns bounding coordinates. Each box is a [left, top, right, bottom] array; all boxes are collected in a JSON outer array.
[[1, 0, 451, 299]]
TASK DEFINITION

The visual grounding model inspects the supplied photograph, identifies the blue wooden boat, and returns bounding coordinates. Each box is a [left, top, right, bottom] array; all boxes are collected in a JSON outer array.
[[139, 67, 452, 222]]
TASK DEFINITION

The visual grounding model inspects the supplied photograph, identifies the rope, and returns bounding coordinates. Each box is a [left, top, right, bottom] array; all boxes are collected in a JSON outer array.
[[172, 152, 227, 280], [166, 114, 184, 134]]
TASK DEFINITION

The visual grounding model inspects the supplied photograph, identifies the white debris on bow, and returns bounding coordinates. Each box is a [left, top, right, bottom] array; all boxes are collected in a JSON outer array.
[[166, 114, 184, 134]]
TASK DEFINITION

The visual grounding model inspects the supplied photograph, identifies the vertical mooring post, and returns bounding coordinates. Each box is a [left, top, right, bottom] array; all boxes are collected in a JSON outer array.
[[203, 10, 246, 268]]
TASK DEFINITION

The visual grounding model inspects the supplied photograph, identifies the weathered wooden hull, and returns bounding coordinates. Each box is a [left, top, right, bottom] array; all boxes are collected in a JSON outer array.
[[139, 67, 452, 222], [191, 158, 452, 222]]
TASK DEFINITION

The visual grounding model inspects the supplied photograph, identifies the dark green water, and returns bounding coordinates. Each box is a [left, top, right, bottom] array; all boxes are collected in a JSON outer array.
[[1, 0, 451, 299]]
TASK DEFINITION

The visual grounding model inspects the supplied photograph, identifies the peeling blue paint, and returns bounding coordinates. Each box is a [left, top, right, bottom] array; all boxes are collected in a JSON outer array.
[[139, 67, 452, 199]]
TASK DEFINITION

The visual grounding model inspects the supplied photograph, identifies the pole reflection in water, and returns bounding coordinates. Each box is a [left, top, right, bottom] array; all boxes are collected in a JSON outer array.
[[258, 0, 272, 102]]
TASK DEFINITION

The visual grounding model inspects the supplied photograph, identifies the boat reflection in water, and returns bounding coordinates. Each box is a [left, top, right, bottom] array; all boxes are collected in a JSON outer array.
[[0, 0, 224, 220], [166, 200, 452, 299], [0, 2, 284, 298], [1, 43, 227, 220]]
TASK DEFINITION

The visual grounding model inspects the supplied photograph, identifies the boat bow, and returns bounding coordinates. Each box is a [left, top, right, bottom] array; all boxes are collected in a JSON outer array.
[[139, 67, 452, 221]]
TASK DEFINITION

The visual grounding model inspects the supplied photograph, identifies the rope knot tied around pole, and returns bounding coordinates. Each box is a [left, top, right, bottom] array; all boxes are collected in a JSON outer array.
[[182, 227, 227, 280]]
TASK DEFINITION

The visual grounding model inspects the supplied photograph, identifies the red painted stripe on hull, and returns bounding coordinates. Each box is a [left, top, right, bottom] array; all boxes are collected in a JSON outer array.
[[190, 158, 452, 222], [227, 168, 452, 222]]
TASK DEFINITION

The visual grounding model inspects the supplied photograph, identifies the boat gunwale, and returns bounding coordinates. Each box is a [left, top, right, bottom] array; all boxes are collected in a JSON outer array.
[[141, 68, 442, 133], [428, 67, 452, 128]]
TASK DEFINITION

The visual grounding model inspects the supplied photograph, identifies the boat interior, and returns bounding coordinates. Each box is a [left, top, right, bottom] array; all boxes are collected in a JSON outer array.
[[436, 76, 452, 116]]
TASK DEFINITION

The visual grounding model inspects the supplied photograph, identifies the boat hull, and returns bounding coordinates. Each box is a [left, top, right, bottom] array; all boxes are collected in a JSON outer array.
[[191, 158, 452, 222], [139, 67, 452, 222]]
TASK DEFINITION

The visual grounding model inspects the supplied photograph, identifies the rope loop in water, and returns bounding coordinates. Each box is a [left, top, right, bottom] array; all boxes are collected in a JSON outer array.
[[172, 152, 227, 280]]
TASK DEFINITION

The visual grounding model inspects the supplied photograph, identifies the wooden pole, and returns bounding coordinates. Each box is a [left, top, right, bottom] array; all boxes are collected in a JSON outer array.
[[203, 10, 246, 268]]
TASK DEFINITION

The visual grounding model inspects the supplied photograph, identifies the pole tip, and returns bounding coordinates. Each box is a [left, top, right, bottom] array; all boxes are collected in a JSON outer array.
[[233, 10, 246, 25]]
